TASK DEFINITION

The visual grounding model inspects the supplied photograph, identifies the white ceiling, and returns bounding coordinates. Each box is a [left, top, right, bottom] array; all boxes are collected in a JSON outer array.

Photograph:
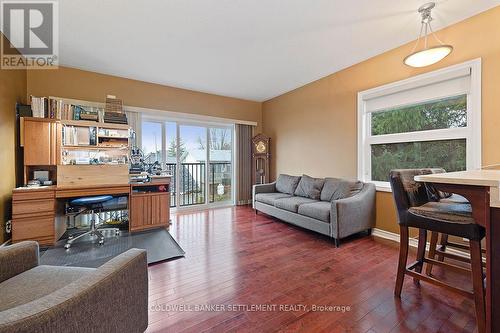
[[56, 0, 499, 101]]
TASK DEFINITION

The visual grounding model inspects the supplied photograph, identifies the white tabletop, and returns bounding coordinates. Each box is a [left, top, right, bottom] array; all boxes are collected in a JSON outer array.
[[414, 169, 500, 188]]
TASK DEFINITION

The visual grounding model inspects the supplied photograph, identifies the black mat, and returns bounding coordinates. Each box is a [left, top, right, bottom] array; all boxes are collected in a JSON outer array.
[[40, 228, 185, 268]]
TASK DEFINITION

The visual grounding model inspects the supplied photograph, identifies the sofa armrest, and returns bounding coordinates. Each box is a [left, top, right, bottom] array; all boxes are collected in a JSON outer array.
[[0, 248, 148, 333], [0, 241, 39, 284], [333, 183, 376, 239], [252, 182, 277, 208]]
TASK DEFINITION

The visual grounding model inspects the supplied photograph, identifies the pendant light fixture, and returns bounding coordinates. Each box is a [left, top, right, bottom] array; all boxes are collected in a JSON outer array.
[[404, 2, 453, 68]]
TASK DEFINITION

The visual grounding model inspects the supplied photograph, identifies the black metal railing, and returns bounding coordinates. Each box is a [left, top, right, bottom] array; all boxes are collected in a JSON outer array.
[[208, 162, 232, 203], [165, 162, 231, 207]]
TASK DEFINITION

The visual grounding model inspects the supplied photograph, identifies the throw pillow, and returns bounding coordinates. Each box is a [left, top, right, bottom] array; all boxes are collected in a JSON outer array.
[[294, 175, 325, 200], [320, 178, 350, 201], [275, 174, 301, 195], [321, 178, 363, 201]]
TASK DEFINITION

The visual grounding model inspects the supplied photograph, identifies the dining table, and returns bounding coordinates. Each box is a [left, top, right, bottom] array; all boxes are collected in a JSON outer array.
[[415, 169, 500, 333]]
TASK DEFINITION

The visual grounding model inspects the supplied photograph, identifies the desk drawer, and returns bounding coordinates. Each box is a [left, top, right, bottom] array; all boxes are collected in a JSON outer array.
[[13, 189, 55, 201], [12, 199, 55, 216], [12, 214, 54, 242]]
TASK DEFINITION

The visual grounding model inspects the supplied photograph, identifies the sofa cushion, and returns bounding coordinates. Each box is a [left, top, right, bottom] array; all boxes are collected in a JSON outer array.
[[320, 178, 350, 201], [255, 192, 292, 206], [320, 178, 363, 201], [276, 174, 301, 195], [409, 202, 473, 223], [294, 175, 325, 200], [349, 181, 363, 197], [298, 201, 331, 223], [439, 194, 469, 204], [274, 196, 318, 213], [0, 265, 95, 311]]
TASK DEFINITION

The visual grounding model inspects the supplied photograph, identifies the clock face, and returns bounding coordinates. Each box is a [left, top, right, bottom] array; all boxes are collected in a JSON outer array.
[[255, 141, 267, 153]]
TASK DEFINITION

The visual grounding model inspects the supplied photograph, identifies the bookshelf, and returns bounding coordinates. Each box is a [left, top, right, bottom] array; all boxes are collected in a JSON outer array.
[[60, 122, 130, 166], [29, 96, 128, 125], [23, 96, 131, 187]]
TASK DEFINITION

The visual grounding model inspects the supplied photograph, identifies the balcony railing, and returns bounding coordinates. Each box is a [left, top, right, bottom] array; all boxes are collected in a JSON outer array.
[[165, 162, 231, 207]]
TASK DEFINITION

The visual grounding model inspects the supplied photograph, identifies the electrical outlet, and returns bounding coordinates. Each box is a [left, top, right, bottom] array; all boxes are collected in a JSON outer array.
[[5, 220, 11, 234]]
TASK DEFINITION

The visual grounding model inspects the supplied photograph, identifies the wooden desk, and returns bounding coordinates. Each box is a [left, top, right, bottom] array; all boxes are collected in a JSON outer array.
[[12, 186, 65, 246], [415, 170, 500, 333], [12, 178, 171, 246]]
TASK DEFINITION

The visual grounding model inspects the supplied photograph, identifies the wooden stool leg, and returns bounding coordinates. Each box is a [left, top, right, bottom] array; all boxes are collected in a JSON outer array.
[[395, 226, 409, 297], [414, 228, 427, 284], [437, 233, 449, 262], [470, 239, 486, 333], [426, 231, 439, 276]]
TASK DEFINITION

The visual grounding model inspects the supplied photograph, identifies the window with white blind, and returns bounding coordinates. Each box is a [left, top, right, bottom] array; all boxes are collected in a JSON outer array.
[[357, 59, 481, 191]]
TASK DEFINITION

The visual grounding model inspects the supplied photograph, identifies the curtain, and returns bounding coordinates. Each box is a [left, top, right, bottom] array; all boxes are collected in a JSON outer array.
[[125, 110, 142, 149], [236, 124, 254, 205]]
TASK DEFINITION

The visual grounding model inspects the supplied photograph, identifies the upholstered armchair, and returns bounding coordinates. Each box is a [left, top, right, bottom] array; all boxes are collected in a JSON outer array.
[[0, 241, 148, 333]]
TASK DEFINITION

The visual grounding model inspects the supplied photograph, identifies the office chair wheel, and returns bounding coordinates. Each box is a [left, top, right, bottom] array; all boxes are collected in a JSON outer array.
[[64, 244, 71, 249], [98, 239, 104, 245]]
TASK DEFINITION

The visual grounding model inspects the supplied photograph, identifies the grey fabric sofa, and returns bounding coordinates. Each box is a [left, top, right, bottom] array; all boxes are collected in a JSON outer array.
[[0, 241, 148, 333], [253, 174, 376, 246]]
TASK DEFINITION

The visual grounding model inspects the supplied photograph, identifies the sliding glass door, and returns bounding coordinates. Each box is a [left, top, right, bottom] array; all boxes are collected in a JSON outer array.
[[208, 127, 233, 204], [142, 120, 234, 209], [179, 125, 207, 206]]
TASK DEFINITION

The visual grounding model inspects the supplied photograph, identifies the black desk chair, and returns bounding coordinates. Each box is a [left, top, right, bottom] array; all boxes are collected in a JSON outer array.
[[65, 195, 120, 249], [389, 169, 486, 333]]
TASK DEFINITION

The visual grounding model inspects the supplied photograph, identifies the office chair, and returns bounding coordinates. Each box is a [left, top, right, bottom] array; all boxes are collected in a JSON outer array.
[[65, 195, 120, 249]]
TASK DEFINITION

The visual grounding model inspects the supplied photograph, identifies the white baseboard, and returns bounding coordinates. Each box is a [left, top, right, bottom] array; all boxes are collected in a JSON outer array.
[[372, 228, 470, 259]]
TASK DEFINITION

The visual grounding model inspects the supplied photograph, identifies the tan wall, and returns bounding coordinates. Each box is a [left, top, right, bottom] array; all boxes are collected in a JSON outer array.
[[1, 47, 262, 243], [262, 6, 500, 234], [0, 33, 27, 243], [27, 67, 262, 130]]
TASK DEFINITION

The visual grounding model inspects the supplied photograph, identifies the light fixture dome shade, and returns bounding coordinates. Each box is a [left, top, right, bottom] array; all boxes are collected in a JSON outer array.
[[404, 45, 453, 68]]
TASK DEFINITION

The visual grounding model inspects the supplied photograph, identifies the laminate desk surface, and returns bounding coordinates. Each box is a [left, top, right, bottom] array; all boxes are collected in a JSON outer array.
[[14, 178, 172, 197]]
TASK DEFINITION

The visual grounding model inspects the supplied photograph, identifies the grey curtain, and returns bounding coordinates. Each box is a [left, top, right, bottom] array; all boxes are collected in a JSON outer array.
[[236, 124, 254, 205], [125, 110, 142, 149]]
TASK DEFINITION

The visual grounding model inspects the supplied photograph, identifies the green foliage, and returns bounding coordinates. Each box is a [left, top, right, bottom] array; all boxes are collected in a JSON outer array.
[[371, 140, 466, 182], [370, 95, 467, 182], [167, 138, 187, 160], [371, 95, 466, 136]]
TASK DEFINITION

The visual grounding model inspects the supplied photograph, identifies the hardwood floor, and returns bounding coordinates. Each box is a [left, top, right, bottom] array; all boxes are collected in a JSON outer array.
[[146, 206, 477, 333]]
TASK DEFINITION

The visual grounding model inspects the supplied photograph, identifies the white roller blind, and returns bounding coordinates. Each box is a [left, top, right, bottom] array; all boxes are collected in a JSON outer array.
[[365, 67, 471, 113]]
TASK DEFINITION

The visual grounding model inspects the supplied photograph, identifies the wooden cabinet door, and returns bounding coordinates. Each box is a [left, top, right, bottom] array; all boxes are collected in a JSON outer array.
[[24, 120, 52, 165], [130, 195, 149, 230], [151, 194, 170, 226], [50, 122, 61, 165], [158, 194, 170, 226], [23, 119, 59, 166], [130, 193, 170, 231]]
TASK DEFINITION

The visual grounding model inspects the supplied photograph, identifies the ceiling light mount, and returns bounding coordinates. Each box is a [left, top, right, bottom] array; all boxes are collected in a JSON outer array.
[[418, 2, 435, 23], [404, 2, 453, 68]]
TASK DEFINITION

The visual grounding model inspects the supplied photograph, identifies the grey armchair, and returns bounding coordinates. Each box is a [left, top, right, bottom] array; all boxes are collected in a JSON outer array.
[[0, 241, 148, 333]]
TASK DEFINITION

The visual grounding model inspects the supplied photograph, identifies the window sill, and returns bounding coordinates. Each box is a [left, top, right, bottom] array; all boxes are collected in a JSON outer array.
[[365, 181, 392, 193], [376, 185, 392, 193]]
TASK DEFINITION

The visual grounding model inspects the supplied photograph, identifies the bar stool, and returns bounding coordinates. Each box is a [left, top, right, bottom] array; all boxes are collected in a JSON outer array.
[[389, 169, 486, 333], [65, 195, 120, 249], [424, 175, 486, 275]]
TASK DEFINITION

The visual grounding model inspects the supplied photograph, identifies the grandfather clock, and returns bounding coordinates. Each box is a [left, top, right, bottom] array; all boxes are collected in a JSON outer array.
[[252, 134, 271, 185]]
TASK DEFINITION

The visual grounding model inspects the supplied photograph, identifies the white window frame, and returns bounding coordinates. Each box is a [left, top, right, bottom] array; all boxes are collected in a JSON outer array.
[[357, 59, 482, 192]]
